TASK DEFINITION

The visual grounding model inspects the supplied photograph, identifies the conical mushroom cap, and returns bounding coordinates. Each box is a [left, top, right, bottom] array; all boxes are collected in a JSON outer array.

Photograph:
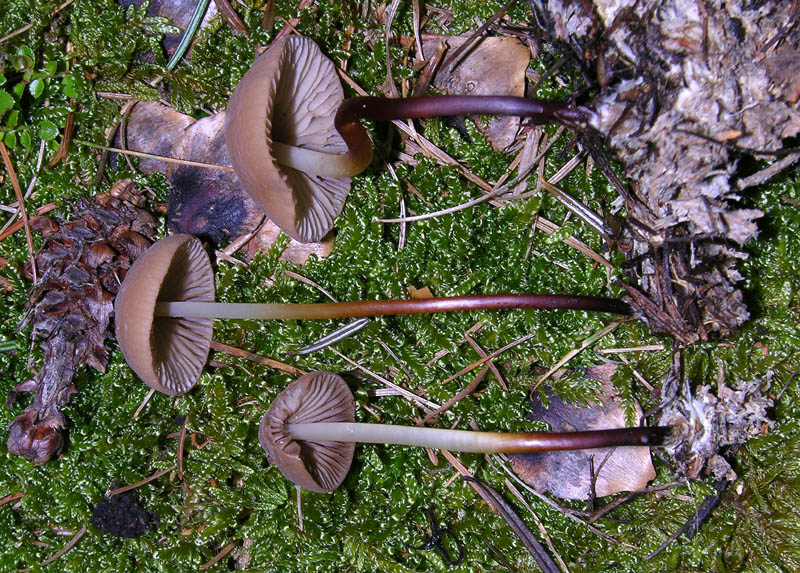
[[259, 371, 356, 493], [114, 234, 214, 395], [225, 36, 350, 243]]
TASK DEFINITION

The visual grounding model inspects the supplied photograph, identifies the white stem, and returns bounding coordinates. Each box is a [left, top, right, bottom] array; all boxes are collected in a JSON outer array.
[[288, 422, 511, 453], [272, 141, 362, 178]]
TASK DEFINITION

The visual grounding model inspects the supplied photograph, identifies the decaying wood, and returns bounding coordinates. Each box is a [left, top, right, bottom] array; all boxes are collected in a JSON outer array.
[[533, 0, 800, 344]]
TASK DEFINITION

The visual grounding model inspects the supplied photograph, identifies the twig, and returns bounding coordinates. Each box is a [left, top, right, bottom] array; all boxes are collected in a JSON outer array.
[[438, 449, 498, 512], [421, 364, 490, 424], [596, 344, 665, 354], [441, 333, 535, 385], [588, 480, 689, 524], [74, 139, 234, 171], [296, 486, 304, 532], [282, 269, 338, 301], [532, 322, 620, 391], [0, 491, 24, 508], [210, 340, 305, 376], [177, 420, 188, 483], [0, 203, 57, 243], [464, 477, 560, 573], [215, 0, 247, 33], [465, 330, 508, 391], [328, 347, 439, 411], [439, 0, 518, 72], [492, 454, 624, 544], [199, 540, 239, 570], [0, 0, 75, 44], [0, 140, 36, 282], [38, 526, 87, 568], [503, 478, 570, 573], [108, 465, 176, 496], [132, 388, 156, 421], [737, 150, 800, 190]]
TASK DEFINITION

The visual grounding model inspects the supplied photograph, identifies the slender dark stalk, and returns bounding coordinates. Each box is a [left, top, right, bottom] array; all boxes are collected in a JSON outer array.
[[333, 95, 588, 176], [156, 293, 631, 320], [276, 95, 589, 177]]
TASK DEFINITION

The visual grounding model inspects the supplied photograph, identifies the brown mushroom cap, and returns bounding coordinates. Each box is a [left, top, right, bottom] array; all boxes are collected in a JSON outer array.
[[114, 234, 214, 395], [259, 371, 356, 493], [225, 36, 350, 243]]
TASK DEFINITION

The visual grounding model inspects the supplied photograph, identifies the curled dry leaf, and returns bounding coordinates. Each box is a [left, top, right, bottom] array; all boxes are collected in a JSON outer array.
[[510, 363, 656, 499], [121, 101, 333, 264], [421, 35, 530, 150], [165, 112, 262, 244]]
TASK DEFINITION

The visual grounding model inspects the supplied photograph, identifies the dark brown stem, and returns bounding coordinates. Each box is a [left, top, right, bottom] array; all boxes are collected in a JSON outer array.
[[335, 95, 588, 174], [156, 293, 631, 320]]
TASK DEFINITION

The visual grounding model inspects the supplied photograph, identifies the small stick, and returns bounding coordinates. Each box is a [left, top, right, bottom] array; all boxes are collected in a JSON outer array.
[[215, 0, 247, 33], [132, 388, 156, 421], [74, 139, 234, 171], [441, 333, 535, 385], [38, 526, 87, 568], [596, 345, 665, 354], [177, 421, 188, 483], [0, 491, 24, 508], [465, 332, 508, 391], [199, 540, 239, 570], [421, 364, 490, 424], [0, 0, 75, 44], [210, 340, 305, 376], [108, 465, 176, 496], [532, 322, 620, 391], [0, 141, 36, 282], [329, 347, 439, 411], [296, 486, 304, 532]]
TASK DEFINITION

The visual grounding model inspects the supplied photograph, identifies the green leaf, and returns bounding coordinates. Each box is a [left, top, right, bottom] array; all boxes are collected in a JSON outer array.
[[44, 61, 58, 76], [19, 129, 31, 150], [4, 131, 17, 148], [61, 74, 77, 98], [29, 78, 44, 99], [38, 119, 59, 140], [5, 110, 19, 128], [13, 45, 35, 71], [0, 73, 6, 86], [0, 90, 13, 117]]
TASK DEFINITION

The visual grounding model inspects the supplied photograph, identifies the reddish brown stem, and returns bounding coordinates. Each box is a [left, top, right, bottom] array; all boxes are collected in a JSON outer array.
[[335, 95, 588, 172]]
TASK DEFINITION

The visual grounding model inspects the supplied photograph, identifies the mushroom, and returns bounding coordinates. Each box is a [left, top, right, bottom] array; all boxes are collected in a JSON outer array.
[[225, 36, 587, 242], [259, 371, 670, 493], [115, 234, 631, 395]]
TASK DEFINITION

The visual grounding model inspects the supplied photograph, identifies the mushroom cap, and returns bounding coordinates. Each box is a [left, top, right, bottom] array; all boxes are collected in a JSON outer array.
[[259, 371, 356, 493], [114, 234, 215, 396], [225, 36, 350, 243]]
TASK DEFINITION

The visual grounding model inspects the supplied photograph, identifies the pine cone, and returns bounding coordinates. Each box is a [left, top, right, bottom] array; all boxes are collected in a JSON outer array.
[[6, 180, 158, 464]]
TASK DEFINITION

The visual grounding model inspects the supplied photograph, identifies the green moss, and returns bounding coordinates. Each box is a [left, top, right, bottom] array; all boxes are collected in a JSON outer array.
[[1, 0, 800, 571]]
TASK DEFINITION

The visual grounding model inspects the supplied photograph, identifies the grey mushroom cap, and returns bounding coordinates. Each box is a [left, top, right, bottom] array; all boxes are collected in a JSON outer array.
[[259, 371, 356, 493], [114, 234, 214, 396], [225, 36, 350, 243]]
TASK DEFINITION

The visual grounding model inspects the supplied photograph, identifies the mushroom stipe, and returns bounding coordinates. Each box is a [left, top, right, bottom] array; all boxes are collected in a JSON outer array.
[[225, 35, 588, 242], [260, 372, 672, 493], [115, 234, 632, 396]]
